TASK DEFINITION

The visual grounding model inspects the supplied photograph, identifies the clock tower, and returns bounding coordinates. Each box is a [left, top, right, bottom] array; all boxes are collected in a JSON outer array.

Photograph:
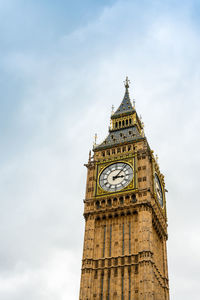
[[79, 78, 169, 300]]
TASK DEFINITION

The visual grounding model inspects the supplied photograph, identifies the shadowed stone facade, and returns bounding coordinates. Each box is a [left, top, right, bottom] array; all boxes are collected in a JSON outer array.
[[79, 78, 170, 300]]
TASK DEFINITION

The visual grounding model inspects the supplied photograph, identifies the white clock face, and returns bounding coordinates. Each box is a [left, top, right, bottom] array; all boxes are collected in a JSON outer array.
[[99, 162, 133, 192], [155, 173, 163, 207]]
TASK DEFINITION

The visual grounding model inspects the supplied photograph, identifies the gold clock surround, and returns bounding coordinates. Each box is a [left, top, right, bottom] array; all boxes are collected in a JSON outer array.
[[96, 157, 136, 196], [153, 160, 166, 211]]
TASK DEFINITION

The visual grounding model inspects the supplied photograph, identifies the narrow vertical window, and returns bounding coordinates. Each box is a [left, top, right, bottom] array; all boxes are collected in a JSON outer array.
[[103, 225, 106, 257], [109, 225, 112, 257], [122, 223, 124, 255], [101, 274, 104, 300], [128, 270, 131, 300], [107, 273, 110, 300], [129, 222, 131, 254], [121, 272, 124, 300]]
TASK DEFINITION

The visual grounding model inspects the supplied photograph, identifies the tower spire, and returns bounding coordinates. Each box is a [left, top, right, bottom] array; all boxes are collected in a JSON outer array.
[[112, 76, 134, 117]]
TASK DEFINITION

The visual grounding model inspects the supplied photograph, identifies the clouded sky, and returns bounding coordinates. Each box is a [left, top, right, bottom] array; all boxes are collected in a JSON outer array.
[[0, 0, 200, 299]]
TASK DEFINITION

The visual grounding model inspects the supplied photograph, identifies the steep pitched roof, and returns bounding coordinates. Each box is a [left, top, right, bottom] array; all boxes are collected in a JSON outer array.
[[112, 77, 134, 117]]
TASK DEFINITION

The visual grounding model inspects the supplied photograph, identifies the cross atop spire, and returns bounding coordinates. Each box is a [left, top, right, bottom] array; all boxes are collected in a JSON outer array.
[[124, 76, 130, 89]]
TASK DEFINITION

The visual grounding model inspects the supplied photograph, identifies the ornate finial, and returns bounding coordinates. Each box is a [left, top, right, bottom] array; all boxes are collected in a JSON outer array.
[[124, 76, 130, 89], [94, 133, 97, 145], [141, 128, 145, 137], [88, 150, 91, 162], [156, 154, 158, 162], [111, 105, 114, 115], [133, 99, 136, 108]]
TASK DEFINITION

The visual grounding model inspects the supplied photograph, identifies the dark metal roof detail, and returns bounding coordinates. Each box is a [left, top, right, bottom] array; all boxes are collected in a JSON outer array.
[[94, 126, 143, 151], [112, 86, 134, 117]]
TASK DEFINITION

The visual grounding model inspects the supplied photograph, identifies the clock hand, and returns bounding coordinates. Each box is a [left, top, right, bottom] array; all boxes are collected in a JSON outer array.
[[113, 175, 124, 179], [113, 164, 126, 180], [116, 164, 126, 176]]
